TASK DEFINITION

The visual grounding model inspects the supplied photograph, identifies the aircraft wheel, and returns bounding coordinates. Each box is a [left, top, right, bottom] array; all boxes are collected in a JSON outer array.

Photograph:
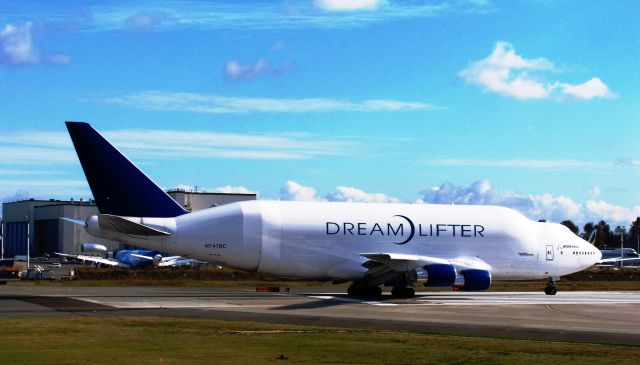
[[544, 286, 557, 295], [347, 285, 359, 296], [391, 287, 415, 298]]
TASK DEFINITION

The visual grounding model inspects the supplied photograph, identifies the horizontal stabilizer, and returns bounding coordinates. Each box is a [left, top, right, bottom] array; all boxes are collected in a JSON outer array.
[[98, 214, 170, 236]]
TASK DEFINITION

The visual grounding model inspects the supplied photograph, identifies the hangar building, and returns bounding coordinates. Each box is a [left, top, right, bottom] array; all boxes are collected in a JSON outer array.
[[1, 189, 256, 258]]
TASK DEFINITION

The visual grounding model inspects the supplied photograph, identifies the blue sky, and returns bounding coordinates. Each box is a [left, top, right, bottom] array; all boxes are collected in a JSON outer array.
[[1, 0, 639, 226]]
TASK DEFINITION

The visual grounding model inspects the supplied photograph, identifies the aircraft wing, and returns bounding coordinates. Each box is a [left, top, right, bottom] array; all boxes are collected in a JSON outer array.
[[55, 252, 130, 268], [360, 253, 491, 271], [129, 254, 181, 262], [597, 257, 640, 265], [129, 254, 191, 267], [359, 252, 492, 286]]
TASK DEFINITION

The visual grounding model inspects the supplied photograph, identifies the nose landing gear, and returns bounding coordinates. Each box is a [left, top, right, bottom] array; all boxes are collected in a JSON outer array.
[[544, 276, 559, 295]]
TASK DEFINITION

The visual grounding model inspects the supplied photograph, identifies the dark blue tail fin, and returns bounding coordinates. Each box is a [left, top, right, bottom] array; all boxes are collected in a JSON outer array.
[[66, 121, 188, 217]]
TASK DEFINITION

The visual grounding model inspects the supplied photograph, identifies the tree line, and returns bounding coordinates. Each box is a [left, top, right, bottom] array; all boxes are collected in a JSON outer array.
[[559, 218, 640, 250]]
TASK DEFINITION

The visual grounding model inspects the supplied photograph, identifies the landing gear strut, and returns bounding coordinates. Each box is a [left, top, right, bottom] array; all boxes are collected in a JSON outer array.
[[347, 284, 382, 297], [544, 277, 558, 295]]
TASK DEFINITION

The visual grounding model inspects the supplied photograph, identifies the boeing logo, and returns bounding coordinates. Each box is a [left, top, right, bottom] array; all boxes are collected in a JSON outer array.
[[325, 215, 485, 245]]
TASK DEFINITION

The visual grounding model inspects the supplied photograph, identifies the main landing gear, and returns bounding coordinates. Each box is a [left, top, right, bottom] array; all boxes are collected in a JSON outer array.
[[544, 277, 558, 295], [391, 287, 415, 298]]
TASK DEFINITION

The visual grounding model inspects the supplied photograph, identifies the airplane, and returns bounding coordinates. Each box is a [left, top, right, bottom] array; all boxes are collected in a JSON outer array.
[[55, 243, 200, 268], [63, 121, 601, 297], [597, 248, 640, 268]]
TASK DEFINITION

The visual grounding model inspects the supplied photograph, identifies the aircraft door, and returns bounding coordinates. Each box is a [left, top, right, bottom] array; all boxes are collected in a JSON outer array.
[[546, 245, 554, 261]]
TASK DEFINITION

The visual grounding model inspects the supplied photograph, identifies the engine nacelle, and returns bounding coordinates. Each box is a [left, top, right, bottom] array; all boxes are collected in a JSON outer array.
[[81, 243, 107, 253], [460, 269, 491, 291], [422, 264, 457, 287], [153, 254, 163, 266]]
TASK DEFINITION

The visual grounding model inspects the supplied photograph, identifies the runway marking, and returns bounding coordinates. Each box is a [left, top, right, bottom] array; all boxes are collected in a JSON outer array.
[[59, 291, 640, 310], [309, 295, 398, 306], [306, 292, 640, 307]]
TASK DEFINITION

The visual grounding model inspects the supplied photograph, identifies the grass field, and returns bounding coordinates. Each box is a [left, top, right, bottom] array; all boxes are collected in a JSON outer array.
[[0, 317, 638, 365]]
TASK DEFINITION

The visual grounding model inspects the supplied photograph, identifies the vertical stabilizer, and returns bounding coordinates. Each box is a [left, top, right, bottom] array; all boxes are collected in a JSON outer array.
[[66, 121, 188, 217]]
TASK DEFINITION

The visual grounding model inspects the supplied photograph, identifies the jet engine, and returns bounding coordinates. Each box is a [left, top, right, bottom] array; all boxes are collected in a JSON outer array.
[[153, 254, 163, 266], [459, 269, 491, 291], [420, 264, 457, 287], [80, 243, 107, 253]]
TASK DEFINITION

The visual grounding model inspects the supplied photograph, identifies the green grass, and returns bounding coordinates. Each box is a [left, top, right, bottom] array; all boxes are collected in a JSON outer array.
[[0, 317, 638, 364]]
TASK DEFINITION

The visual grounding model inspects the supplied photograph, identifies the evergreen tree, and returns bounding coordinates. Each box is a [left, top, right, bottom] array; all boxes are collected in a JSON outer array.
[[582, 222, 595, 241], [594, 220, 612, 249], [560, 220, 579, 235]]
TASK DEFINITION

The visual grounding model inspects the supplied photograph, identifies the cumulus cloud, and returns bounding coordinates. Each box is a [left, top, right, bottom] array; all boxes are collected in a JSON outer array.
[[585, 200, 640, 225], [560, 77, 615, 100], [276, 179, 640, 226], [280, 181, 319, 201], [213, 185, 256, 194], [418, 179, 582, 223], [0, 22, 70, 65], [314, 0, 388, 12], [326, 186, 400, 203], [280, 180, 400, 203], [124, 11, 172, 31], [459, 41, 613, 100]]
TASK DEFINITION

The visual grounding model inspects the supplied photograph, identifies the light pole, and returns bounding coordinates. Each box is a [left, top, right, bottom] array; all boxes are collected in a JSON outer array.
[[25, 215, 30, 270], [620, 226, 625, 268], [1, 219, 4, 259]]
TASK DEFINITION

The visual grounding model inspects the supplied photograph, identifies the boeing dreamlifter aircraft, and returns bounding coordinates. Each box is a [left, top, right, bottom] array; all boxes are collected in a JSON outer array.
[[64, 122, 601, 297]]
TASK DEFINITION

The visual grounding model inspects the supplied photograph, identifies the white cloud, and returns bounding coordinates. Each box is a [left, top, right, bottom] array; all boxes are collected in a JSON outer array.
[[0, 22, 69, 65], [326, 186, 400, 203], [419, 179, 582, 222], [213, 185, 256, 194], [87, 1, 481, 32], [459, 41, 613, 100], [124, 10, 172, 31], [0, 179, 89, 200], [585, 200, 640, 225], [224, 59, 270, 80], [0, 146, 77, 165], [0, 127, 353, 165], [279, 181, 400, 203], [276, 179, 640, 227], [314, 0, 387, 12], [0, 22, 38, 64], [107, 91, 434, 113], [223, 58, 295, 81], [560, 77, 615, 100], [280, 181, 319, 201], [425, 158, 610, 170]]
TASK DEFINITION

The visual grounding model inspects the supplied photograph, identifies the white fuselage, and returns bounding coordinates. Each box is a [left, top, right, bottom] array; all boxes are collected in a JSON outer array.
[[86, 200, 600, 281]]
